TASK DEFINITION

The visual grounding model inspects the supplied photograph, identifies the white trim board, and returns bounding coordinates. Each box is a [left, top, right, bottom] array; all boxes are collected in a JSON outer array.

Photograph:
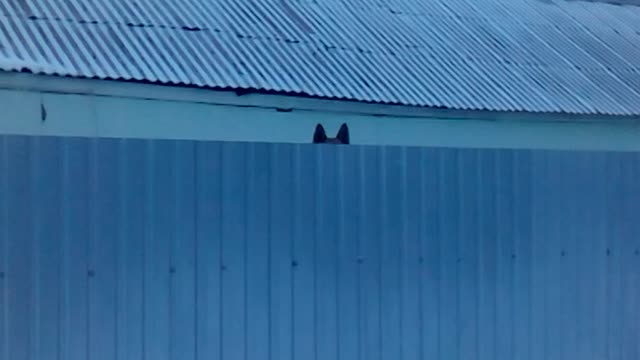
[[2, 71, 639, 123], [1, 71, 640, 151]]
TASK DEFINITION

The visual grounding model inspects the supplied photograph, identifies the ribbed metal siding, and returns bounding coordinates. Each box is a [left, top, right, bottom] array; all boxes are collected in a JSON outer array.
[[1, 135, 639, 360], [2, 0, 640, 115]]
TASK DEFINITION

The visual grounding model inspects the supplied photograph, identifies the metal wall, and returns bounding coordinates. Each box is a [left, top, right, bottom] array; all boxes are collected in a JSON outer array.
[[1, 135, 639, 360]]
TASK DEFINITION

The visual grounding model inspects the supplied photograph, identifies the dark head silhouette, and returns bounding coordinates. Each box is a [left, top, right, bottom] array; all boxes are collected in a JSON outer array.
[[313, 123, 350, 144]]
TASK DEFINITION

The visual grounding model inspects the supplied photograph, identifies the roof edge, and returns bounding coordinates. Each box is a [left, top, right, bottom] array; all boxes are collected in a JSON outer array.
[[2, 70, 640, 123]]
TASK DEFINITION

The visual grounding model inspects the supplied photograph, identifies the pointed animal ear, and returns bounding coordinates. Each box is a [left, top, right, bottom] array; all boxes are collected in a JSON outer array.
[[313, 124, 327, 143], [336, 123, 350, 144]]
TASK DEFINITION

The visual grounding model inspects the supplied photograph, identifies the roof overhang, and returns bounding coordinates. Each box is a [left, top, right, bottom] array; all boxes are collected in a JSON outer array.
[[2, 71, 639, 125]]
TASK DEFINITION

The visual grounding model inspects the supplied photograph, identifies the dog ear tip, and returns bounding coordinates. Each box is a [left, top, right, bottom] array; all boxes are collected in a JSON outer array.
[[313, 123, 327, 143], [336, 123, 350, 144]]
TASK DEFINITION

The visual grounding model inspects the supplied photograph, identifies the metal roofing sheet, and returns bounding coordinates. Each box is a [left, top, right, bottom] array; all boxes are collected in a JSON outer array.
[[1, 0, 640, 115]]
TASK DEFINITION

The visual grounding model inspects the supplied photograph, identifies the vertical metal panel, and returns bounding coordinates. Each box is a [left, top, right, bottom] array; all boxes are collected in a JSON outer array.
[[89, 139, 118, 360], [477, 149, 498, 360], [0, 135, 7, 360], [144, 140, 172, 360], [171, 141, 197, 360], [291, 144, 316, 360], [1, 135, 640, 360], [457, 149, 480, 360], [380, 146, 402, 360], [400, 148, 420, 360], [195, 141, 222, 360], [269, 144, 293, 360], [245, 142, 270, 360], [495, 150, 516, 360], [337, 146, 360, 360], [513, 150, 533, 360], [437, 148, 459, 360], [420, 148, 441, 360], [118, 139, 146, 360], [32, 137, 63, 360], [358, 146, 382, 360], [315, 145, 339, 360], [6, 136, 34, 360], [220, 142, 246, 360], [62, 137, 90, 360]]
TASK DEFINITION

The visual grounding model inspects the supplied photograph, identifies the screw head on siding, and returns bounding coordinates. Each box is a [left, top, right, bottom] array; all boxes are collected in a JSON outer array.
[[357, 257, 364, 264], [291, 260, 299, 268], [88, 270, 95, 277], [0, 271, 4, 279], [169, 267, 176, 274]]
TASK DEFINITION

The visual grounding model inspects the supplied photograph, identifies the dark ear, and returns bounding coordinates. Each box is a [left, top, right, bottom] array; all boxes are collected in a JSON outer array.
[[336, 123, 350, 144], [313, 124, 327, 143]]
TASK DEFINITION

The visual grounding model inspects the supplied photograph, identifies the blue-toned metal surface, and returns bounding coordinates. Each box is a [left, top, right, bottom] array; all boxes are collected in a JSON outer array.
[[1, 0, 640, 115], [1, 135, 640, 360]]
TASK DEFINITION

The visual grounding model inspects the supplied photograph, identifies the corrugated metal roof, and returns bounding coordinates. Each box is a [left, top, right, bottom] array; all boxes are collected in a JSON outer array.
[[1, 0, 640, 115]]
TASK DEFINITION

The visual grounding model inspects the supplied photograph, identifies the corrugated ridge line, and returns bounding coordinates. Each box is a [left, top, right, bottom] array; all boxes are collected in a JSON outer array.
[[517, 2, 638, 114]]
